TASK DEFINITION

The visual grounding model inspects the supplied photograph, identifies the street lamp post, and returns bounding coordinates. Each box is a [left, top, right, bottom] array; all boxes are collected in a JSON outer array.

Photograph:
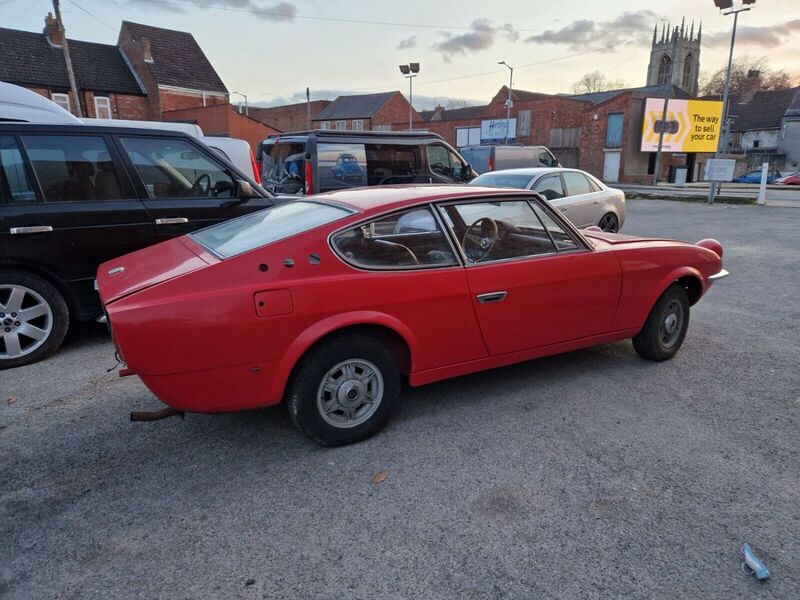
[[499, 61, 513, 145], [708, 0, 756, 204], [232, 91, 248, 117], [399, 63, 420, 132]]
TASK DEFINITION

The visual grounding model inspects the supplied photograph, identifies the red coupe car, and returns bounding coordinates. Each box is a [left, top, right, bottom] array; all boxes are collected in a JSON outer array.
[[97, 185, 728, 446]]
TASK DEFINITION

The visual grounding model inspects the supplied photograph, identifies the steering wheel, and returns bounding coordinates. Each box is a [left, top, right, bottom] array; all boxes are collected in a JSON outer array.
[[462, 217, 499, 263], [190, 173, 212, 196], [430, 162, 448, 176]]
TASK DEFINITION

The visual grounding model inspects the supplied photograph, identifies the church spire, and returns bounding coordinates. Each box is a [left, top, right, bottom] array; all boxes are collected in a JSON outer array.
[[653, 23, 658, 47], [690, 20, 695, 42], [681, 17, 685, 39], [698, 21, 702, 42]]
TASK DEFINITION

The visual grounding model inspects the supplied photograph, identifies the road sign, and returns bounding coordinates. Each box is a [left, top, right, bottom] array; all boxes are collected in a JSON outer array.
[[705, 158, 736, 181], [641, 98, 724, 153]]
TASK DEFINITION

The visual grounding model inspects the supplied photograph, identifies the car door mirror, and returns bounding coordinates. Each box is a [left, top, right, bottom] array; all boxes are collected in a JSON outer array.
[[462, 163, 473, 181], [237, 179, 254, 199]]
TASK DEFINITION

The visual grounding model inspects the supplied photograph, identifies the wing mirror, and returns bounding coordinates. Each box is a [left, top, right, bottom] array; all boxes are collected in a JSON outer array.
[[462, 163, 474, 181], [237, 179, 255, 199]]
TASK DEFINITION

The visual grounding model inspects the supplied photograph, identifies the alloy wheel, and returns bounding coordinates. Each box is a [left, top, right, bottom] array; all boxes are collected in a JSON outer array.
[[598, 213, 619, 232], [0, 284, 53, 360], [316, 359, 384, 428]]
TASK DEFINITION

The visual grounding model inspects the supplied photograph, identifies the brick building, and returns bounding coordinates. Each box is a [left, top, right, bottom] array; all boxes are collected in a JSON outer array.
[[0, 14, 228, 121], [0, 16, 147, 119], [250, 100, 332, 133], [162, 104, 279, 152], [312, 91, 423, 132]]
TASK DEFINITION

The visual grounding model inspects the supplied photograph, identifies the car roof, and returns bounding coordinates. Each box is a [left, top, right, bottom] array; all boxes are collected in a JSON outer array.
[[0, 122, 196, 138], [314, 184, 537, 215], [474, 167, 567, 177]]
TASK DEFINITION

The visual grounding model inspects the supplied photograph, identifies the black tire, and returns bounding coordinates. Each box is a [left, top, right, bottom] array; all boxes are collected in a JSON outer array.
[[0, 270, 69, 370], [633, 284, 690, 361], [286, 334, 402, 446], [598, 212, 619, 232]]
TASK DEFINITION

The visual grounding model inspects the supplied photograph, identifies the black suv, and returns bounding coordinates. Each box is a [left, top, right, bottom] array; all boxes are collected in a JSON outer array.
[[0, 123, 273, 368], [258, 130, 475, 195]]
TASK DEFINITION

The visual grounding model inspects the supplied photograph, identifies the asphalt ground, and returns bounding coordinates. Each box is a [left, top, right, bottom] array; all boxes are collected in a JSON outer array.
[[2, 199, 799, 599]]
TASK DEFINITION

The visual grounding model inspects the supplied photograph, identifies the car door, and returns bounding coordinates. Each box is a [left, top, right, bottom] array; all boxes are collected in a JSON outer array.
[[559, 171, 599, 228], [5, 132, 152, 317], [437, 197, 621, 355], [426, 144, 467, 184], [116, 135, 272, 241]]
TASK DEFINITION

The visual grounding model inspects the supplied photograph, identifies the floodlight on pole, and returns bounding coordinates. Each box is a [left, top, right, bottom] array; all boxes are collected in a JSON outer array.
[[499, 61, 513, 145], [399, 63, 419, 131], [707, 0, 755, 204]]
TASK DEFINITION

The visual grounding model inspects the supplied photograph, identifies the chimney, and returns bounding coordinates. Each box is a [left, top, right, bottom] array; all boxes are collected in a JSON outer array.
[[431, 104, 445, 121], [741, 70, 761, 103], [142, 37, 154, 63], [43, 12, 63, 47]]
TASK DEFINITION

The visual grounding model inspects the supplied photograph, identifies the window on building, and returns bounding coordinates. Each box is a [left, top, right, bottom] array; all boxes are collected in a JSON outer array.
[[120, 137, 237, 199], [373, 124, 392, 132], [517, 110, 532, 136], [21, 135, 123, 202], [606, 113, 624, 148], [335, 120, 347, 130], [455, 127, 481, 148], [93, 96, 112, 119], [320, 121, 331, 130], [752, 139, 760, 149], [352, 119, 364, 131], [0, 136, 37, 203], [51, 93, 70, 112], [658, 54, 672, 85], [332, 206, 457, 269], [682, 54, 693, 89]]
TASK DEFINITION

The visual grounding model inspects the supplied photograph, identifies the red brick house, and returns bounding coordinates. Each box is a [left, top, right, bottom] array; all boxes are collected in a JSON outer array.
[[312, 91, 423, 132], [0, 15, 147, 119], [249, 100, 332, 133], [0, 14, 228, 121], [162, 104, 280, 152]]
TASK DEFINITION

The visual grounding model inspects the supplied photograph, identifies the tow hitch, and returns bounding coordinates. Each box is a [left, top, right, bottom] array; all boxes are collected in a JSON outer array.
[[130, 408, 184, 422]]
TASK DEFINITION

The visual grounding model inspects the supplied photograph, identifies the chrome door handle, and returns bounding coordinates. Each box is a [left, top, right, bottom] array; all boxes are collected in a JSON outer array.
[[476, 291, 507, 304], [10, 226, 53, 234], [155, 218, 189, 225]]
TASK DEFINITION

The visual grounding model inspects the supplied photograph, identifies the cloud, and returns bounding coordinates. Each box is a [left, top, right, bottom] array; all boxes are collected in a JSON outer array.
[[703, 20, 800, 49], [396, 36, 417, 50], [526, 10, 659, 52], [132, 0, 297, 21], [432, 18, 518, 61]]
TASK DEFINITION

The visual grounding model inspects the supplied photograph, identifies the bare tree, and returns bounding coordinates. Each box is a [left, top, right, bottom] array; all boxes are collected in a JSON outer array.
[[700, 56, 795, 97], [571, 71, 626, 94]]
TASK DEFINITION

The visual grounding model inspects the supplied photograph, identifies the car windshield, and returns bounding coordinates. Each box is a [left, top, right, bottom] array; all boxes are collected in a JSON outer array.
[[190, 201, 350, 258], [470, 172, 533, 189]]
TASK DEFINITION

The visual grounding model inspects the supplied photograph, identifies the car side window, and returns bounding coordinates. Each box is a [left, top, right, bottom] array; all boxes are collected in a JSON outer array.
[[120, 137, 237, 200], [562, 171, 592, 196], [440, 200, 557, 264], [0, 136, 36, 203], [21, 135, 124, 202], [364, 144, 425, 185], [534, 175, 565, 200], [529, 203, 579, 251], [538, 150, 555, 167], [332, 206, 457, 269], [427, 145, 453, 178], [318, 142, 367, 191]]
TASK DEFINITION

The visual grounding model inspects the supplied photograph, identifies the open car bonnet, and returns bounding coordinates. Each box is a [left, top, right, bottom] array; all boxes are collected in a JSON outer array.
[[97, 237, 215, 305]]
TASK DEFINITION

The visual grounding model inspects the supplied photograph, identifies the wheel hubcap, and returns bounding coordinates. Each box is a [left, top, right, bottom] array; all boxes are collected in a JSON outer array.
[[600, 214, 618, 232], [0, 284, 53, 360], [659, 301, 683, 349], [317, 359, 384, 429]]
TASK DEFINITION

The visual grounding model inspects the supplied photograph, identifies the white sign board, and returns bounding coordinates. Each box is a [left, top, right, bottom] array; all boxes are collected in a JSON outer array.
[[705, 158, 736, 182], [481, 118, 516, 141]]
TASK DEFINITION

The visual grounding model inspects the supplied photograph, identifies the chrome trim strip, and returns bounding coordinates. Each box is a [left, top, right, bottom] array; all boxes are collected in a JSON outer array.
[[708, 268, 730, 281], [155, 217, 189, 225], [10, 225, 53, 234]]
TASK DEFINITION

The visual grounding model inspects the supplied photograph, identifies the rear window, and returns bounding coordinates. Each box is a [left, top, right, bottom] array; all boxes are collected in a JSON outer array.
[[190, 201, 350, 258], [261, 142, 305, 194], [470, 172, 532, 189]]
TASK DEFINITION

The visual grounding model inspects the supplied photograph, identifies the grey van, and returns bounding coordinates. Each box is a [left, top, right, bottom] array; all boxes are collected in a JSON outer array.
[[460, 145, 559, 174]]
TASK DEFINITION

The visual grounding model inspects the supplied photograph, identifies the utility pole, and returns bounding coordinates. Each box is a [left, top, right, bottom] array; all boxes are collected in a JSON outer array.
[[306, 87, 311, 129], [499, 61, 513, 145], [708, 0, 754, 203], [52, 0, 82, 117], [652, 29, 678, 185]]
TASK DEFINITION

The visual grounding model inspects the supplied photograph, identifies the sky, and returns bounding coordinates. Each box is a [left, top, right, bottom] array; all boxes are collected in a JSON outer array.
[[1, 0, 798, 110]]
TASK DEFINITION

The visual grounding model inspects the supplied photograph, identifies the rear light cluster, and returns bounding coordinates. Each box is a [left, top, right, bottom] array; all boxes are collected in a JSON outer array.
[[488, 154, 495, 172], [305, 161, 314, 195]]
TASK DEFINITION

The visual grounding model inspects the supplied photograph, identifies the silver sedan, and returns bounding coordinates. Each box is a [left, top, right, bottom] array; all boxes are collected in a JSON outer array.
[[469, 167, 626, 232]]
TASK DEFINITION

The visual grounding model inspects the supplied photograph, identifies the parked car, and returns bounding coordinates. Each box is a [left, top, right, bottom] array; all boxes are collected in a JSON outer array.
[[774, 171, 800, 185], [732, 169, 779, 184], [258, 130, 475, 195], [0, 123, 275, 369], [470, 167, 625, 232], [96, 185, 727, 446], [459, 144, 559, 174]]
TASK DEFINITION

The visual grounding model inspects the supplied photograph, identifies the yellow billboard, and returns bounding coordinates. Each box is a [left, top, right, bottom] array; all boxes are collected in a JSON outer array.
[[641, 98, 724, 153]]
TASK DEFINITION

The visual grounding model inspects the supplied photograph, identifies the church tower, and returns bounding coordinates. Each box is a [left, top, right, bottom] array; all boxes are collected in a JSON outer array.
[[646, 18, 701, 97]]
